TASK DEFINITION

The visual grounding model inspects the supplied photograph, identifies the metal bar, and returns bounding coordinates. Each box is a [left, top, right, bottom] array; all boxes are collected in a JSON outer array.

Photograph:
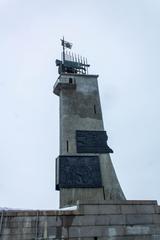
[[65, 50, 67, 60], [62, 36, 65, 63], [81, 56, 83, 74], [86, 58, 88, 74], [69, 51, 71, 61], [0, 210, 4, 236], [83, 57, 85, 74], [75, 53, 77, 62], [72, 52, 74, 62]]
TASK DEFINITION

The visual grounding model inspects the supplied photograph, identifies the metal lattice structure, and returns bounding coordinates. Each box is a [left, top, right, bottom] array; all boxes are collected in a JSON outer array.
[[56, 37, 90, 74]]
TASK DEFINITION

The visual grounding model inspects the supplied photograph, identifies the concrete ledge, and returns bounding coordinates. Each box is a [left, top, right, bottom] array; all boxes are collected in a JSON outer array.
[[78, 200, 158, 205], [1, 201, 160, 239], [1, 209, 80, 217], [60, 73, 99, 78], [79, 204, 157, 215], [1, 200, 158, 217]]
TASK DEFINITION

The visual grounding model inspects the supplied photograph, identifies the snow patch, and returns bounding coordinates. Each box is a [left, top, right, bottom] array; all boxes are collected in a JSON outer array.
[[59, 205, 77, 211]]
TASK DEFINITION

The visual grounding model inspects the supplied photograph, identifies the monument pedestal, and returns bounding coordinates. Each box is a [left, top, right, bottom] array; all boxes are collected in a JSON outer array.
[[1, 200, 160, 239]]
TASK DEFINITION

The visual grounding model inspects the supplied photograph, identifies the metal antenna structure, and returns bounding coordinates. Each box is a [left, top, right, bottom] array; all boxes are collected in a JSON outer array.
[[56, 37, 90, 75]]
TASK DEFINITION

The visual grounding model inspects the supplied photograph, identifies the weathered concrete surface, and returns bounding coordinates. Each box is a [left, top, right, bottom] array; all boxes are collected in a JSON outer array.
[[99, 154, 125, 201], [58, 74, 104, 155], [54, 73, 125, 207], [60, 188, 104, 208], [1, 201, 160, 239]]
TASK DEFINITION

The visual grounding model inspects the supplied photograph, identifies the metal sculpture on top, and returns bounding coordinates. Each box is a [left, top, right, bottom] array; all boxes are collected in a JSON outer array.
[[56, 37, 90, 74]]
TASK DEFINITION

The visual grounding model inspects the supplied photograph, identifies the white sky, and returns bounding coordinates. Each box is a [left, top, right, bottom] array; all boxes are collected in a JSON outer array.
[[0, 0, 160, 209]]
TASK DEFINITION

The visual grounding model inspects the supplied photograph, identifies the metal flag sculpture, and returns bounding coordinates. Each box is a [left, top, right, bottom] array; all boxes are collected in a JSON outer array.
[[56, 37, 90, 74], [61, 38, 72, 49]]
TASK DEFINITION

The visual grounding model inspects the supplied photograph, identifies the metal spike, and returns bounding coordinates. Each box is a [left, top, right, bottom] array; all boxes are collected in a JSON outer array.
[[72, 53, 74, 62], [67, 51, 69, 60], [65, 50, 67, 60]]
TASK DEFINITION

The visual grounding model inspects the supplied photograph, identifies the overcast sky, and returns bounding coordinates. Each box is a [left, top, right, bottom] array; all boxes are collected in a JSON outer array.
[[0, 0, 160, 210]]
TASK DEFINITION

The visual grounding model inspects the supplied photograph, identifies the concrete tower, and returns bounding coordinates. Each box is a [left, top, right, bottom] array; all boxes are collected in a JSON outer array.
[[54, 39, 125, 208], [1, 40, 159, 240]]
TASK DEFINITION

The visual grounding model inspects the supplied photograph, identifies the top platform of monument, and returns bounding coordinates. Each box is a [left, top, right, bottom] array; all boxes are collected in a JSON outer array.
[[55, 38, 90, 75]]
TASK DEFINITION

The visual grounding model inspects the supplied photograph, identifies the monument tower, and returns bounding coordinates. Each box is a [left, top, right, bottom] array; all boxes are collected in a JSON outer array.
[[1, 39, 160, 239], [54, 38, 125, 207]]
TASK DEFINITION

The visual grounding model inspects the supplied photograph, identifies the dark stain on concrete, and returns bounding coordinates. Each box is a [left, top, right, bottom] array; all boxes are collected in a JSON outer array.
[[63, 215, 75, 240]]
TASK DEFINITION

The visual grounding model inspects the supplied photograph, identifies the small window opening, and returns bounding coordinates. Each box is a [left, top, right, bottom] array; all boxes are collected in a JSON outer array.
[[67, 140, 69, 152], [69, 78, 73, 84], [94, 104, 97, 114]]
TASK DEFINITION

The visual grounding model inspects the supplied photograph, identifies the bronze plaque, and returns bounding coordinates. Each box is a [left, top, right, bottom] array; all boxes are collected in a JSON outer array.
[[76, 130, 113, 153], [56, 156, 102, 190]]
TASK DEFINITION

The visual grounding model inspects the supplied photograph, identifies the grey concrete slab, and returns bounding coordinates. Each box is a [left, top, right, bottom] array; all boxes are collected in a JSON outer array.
[[80, 204, 121, 215], [121, 205, 155, 214], [153, 214, 160, 224], [126, 214, 153, 225]]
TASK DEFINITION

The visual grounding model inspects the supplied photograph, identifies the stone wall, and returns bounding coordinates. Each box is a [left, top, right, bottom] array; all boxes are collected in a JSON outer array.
[[0, 200, 160, 239]]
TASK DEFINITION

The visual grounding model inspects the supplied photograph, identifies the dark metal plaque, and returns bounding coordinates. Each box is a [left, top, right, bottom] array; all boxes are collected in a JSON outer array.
[[56, 156, 102, 190], [76, 130, 113, 153]]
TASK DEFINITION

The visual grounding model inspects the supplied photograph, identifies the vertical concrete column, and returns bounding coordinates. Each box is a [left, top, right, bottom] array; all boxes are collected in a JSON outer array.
[[54, 73, 125, 207], [59, 74, 104, 155]]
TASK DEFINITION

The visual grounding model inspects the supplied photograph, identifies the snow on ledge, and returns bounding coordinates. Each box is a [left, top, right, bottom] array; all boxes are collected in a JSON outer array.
[[0, 207, 31, 211], [0, 205, 78, 212], [59, 205, 78, 211]]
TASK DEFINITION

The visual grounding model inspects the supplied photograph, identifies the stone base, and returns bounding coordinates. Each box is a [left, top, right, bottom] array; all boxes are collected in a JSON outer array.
[[1, 200, 160, 239]]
